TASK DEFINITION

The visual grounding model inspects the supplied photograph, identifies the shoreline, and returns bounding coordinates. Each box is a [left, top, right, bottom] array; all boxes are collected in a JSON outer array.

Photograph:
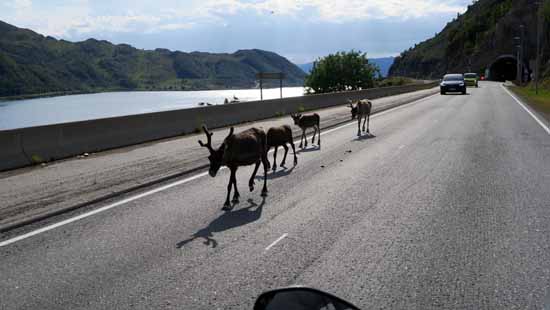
[[0, 84, 305, 102], [0, 78, 425, 103], [0, 90, 97, 102]]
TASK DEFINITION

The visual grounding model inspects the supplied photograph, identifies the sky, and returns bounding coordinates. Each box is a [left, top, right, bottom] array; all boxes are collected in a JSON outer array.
[[0, 0, 471, 64]]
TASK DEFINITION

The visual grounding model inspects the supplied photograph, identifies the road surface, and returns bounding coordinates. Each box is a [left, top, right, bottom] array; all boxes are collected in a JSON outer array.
[[0, 87, 437, 230], [1, 82, 549, 309]]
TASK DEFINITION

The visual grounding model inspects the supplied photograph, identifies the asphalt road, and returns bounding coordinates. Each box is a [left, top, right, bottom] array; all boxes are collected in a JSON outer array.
[[1, 82, 549, 309], [0, 87, 437, 229]]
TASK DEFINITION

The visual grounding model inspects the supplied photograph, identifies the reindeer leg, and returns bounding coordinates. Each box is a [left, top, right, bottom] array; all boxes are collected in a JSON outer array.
[[291, 141, 298, 165], [281, 144, 288, 167], [232, 170, 240, 204], [224, 168, 236, 210], [272, 146, 278, 171], [249, 161, 260, 192], [362, 116, 367, 133], [357, 119, 361, 136], [367, 113, 371, 134], [304, 129, 308, 147], [299, 130, 304, 148], [261, 153, 269, 197], [317, 125, 321, 146], [311, 127, 316, 145], [232, 183, 240, 203]]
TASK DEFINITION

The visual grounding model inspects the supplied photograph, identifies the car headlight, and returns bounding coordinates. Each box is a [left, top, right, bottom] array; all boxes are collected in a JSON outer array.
[[440, 82, 446, 86], [459, 82, 465, 86]]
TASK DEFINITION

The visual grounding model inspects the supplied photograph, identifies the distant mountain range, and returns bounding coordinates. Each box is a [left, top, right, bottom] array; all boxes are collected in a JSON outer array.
[[298, 57, 395, 77], [0, 20, 306, 97], [297, 63, 314, 74]]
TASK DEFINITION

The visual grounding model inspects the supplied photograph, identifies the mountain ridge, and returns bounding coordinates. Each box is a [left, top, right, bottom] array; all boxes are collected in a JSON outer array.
[[0, 20, 306, 97]]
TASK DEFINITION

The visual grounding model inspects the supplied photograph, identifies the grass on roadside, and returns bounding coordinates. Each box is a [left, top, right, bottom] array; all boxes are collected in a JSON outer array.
[[509, 84, 550, 121]]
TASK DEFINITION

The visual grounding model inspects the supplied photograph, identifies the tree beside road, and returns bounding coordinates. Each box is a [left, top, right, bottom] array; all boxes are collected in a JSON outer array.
[[305, 50, 380, 94]]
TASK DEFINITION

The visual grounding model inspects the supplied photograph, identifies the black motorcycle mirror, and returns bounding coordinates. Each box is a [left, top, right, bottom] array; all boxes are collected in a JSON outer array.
[[254, 286, 360, 310]]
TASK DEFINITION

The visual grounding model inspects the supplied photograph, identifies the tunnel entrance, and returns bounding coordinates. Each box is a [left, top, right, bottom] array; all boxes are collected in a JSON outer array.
[[488, 55, 517, 82]]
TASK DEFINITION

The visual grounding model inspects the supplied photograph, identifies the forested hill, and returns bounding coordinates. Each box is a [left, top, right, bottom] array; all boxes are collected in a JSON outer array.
[[389, 0, 550, 79], [0, 20, 306, 97]]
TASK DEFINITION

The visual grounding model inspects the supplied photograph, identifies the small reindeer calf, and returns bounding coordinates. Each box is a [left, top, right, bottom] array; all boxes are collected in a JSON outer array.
[[291, 113, 321, 148], [348, 99, 372, 136], [267, 125, 297, 171]]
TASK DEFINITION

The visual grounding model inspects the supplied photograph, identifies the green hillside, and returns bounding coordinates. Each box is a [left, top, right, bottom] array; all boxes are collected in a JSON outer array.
[[389, 0, 550, 81], [0, 20, 306, 97]]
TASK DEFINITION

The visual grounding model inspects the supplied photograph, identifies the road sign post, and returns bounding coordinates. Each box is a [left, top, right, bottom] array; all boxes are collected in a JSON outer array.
[[256, 72, 286, 100]]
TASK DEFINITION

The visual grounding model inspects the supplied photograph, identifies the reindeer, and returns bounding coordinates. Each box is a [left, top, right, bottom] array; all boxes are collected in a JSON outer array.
[[348, 99, 372, 136], [267, 125, 297, 171], [291, 113, 321, 148], [198, 125, 269, 210]]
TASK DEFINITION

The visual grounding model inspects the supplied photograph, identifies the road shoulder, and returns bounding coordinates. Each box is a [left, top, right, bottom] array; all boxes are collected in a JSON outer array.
[[507, 85, 550, 123]]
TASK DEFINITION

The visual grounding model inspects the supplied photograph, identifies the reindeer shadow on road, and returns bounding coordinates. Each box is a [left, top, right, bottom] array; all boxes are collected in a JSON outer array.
[[176, 198, 265, 249], [297, 145, 321, 153], [256, 165, 295, 180], [353, 133, 377, 142]]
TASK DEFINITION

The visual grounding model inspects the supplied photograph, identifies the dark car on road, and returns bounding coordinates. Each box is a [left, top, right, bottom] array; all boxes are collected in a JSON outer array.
[[440, 74, 467, 95]]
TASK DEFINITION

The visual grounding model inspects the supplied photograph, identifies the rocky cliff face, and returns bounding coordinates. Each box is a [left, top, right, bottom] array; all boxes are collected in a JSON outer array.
[[389, 0, 550, 81]]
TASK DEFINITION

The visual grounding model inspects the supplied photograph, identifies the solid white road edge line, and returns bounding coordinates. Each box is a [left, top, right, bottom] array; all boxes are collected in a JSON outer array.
[[501, 85, 550, 135], [265, 233, 288, 251], [0, 92, 438, 248], [0, 172, 207, 247]]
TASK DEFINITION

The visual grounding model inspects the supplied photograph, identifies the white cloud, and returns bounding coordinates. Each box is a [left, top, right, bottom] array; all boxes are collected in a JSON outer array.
[[184, 0, 468, 22], [76, 15, 163, 34], [0, 0, 469, 38], [147, 22, 195, 33], [302, 0, 468, 21], [6, 0, 32, 10]]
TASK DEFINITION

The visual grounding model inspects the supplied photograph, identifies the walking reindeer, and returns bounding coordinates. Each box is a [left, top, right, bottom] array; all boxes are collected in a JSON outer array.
[[348, 99, 372, 136], [198, 125, 269, 210], [291, 113, 321, 148], [266, 125, 297, 171]]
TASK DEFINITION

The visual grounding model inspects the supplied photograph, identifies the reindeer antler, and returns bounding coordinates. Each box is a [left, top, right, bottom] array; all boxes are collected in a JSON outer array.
[[198, 125, 214, 152]]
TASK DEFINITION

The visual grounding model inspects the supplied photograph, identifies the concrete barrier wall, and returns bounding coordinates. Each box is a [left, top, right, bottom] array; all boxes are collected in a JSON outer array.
[[0, 130, 30, 169], [0, 82, 437, 171]]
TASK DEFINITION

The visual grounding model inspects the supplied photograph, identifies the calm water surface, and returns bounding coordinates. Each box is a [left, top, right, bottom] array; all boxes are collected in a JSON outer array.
[[0, 87, 304, 130]]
